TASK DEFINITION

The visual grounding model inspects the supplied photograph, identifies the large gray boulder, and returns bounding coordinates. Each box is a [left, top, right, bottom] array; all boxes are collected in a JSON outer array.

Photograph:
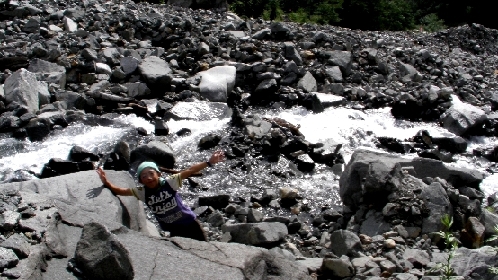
[[329, 230, 363, 257], [129, 141, 175, 170], [4, 68, 50, 113], [0, 171, 312, 280], [283, 42, 302, 66], [339, 150, 484, 210], [164, 101, 231, 121], [324, 66, 343, 82], [27, 58, 66, 89], [138, 56, 172, 86], [450, 247, 498, 278], [75, 223, 134, 280], [420, 182, 452, 233], [196, 66, 236, 102], [325, 51, 352, 76], [221, 222, 288, 246], [440, 96, 487, 136], [297, 71, 317, 93]]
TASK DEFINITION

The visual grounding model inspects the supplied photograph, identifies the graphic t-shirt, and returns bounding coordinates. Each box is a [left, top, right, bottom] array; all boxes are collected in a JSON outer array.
[[130, 174, 196, 225]]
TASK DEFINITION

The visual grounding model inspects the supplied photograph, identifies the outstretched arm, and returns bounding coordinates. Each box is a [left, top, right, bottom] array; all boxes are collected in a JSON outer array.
[[179, 150, 225, 180], [96, 167, 133, 196]]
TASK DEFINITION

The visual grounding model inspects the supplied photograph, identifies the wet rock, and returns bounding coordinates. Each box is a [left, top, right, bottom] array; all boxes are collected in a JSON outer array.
[[75, 222, 134, 280], [165, 101, 231, 121], [130, 141, 175, 169], [25, 117, 51, 141], [154, 119, 169, 136], [199, 194, 230, 209], [198, 133, 222, 150], [440, 97, 487, 136], [69, 146, 99, 162]]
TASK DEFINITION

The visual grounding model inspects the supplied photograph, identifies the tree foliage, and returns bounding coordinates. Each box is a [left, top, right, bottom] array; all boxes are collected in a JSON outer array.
[[224, 0, 497, 31]]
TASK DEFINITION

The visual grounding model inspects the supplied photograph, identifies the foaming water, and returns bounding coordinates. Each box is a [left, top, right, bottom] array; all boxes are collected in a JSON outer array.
[[0, 106, 496, 205], [0, 114, 154, 181]]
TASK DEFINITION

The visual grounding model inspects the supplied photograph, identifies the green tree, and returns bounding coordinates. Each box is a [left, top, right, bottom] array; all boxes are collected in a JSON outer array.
[[377, 0, 414, 30]]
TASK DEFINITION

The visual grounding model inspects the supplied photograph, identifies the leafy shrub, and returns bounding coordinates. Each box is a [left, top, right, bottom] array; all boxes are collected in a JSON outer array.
[[420, 13, 446, 32]]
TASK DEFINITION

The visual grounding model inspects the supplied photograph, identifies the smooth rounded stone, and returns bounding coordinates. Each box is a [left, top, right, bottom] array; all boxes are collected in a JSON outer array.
[[322, 256, 354, 277], [75, 222, 134, 280], [95, 63, 112, 75], [393, 273, 418, 280], [198, 133, 222, 150], [279, 187, 299, 199], [193, 66, 235, 103], [359, 234, 372, 244], [0, 247, 19, 269], [0, 210, 20, 231], [383, 238, 396, 249]]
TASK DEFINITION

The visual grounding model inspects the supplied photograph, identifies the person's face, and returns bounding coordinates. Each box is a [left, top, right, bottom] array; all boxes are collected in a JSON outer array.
[[139, 168, 160, 188]]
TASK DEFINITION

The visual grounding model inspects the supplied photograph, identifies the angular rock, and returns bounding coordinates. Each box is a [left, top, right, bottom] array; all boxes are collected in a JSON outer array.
[[0, 233, 31, 258], [297, 71, 317, 93], [138, 56, 172, 86], [322, 256, 354, 277], [130, 141, 175, 170], [440, 96, 487, 136], [0, 247, 19, 269], [221, 222, 288, 246], [329, 230, 362, 257], [28, 58, 66, 89], [75, 222, 134, 280], [403, 249, 430, 268], [4, 68, 50, 113], [197, 66, 236, 102]]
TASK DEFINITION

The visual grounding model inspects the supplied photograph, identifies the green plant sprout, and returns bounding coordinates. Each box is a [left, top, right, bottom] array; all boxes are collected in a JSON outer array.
[[429, 214, 458, 279]]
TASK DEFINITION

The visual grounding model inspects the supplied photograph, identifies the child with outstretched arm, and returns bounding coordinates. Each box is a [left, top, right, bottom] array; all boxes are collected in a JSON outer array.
[[96, 150, 225, 241]]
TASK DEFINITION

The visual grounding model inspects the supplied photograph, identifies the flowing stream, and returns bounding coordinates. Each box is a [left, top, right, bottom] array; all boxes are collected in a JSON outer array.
[[1, 105, 497, 214]]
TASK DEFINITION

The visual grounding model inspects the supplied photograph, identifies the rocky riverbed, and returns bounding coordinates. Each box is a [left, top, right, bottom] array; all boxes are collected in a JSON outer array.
[[1, 0, 498, 279]]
